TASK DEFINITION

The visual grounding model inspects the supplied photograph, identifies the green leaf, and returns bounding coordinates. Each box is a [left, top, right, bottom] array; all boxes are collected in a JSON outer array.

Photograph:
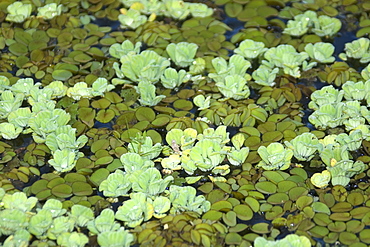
[[99, 170, 131, 197], [87, 209, 120, 234], [70, 205, 94, 227], [234, 39, 267, 59], [5, 2, 32, 23], [97, 228, 134, 247], [166, 42, 198, 68], [131, 168, 173, 196], [115, 192, 154, 227], [37, 3, 62, 20], [2, 192, 37, 212], [169, 185, 211, 214], [257, 142, 293, 170], [28, 209, 53, 236], [57, 232, 89, 247]]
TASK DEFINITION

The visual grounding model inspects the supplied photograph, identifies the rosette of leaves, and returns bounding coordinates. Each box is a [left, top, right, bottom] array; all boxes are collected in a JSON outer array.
[[311, 15, 342, 37], [70, 205, 95, 228], [342, 80, 369, 101], [120, 0, 161, 14], [327, 160, 367, 186], [45, 126, 88, 153], [165, 128, 198, 151], [66, 82, 93, 101], [181, 139, 226, 175], [135, 80, 166, 106], [44, 81, 68, 99], [48, 148, 84, 172], [319, 144, 350, 167], [28, 109, 71, 143], [262, 44, 311, 78], [99, 169, 131, 197], [113, 50, 170, 84], [188, 3, 213, 18], [166, 42, 198, 68], [127, 133, 162, 160], [163, 0, 191, 19], [118, 8, 148, 29], [341, 101, 364, 125], [308, 103, 345, 129], [2, 191, 37, 212], [234, 39, 268, 60], [39, 199, 66, 218], [308, 85, 344, 110], [130, 167, 173, 197], [193, 94, 211, 110], [208, 55, 251, 83], [150, 196, 171, 218], [47, 217, 74, 240], [283, 10, 341, 38], [197, 126, 230, 146], [161, 154, 182, 171], [109, 40, 142, 59], [335, 130, 363, 151], [169, 185, 210, 214], [120, 152, 155, 173], [257, 142, 293, 170], [0, 91, 24, 119], [28, 209, 53, 237], [160, 67, 190, 89], [37, 3, 62, 20], [252, 66, 279, 87], [57, 232, 88, 247], [87, 209, 120, 235], [10, 78, 42, 97], [27, 87, 55, 107], [97, 227, 134, 247], [215, 74, 251, 100], [66, 78, 114, 101], [283, 10, 317, 36], [304, 42, 335, 63], [343, 117, 366, 132], [284, 132, 323, 161], [164, 126, 245, 175], [0, 209, 29, 235], [5, 2, 32, 23], [255, 234, 311, 247], [3, 229, 30, 247], [115, 192, 154, 227], [91, 78, 115, 97], [311, 170, 331, 189], [339, 38, 370, 63], [284, 18, 311, 37], [0, 122, 23, 140], [228, 133, 249, 166]]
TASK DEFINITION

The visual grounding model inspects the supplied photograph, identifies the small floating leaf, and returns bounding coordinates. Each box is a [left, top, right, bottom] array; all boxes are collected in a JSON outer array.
[[51, 184, 73, 198]]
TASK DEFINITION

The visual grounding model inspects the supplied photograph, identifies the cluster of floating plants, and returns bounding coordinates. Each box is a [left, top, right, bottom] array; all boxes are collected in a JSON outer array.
[[2, 0, 370, 246]]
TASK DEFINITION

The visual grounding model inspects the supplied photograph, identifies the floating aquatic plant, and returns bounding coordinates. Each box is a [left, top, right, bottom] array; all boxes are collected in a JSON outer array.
[[166, 42, 198, 68], [118, 8, 148, 29], [37, 3, 63, 20], [234, 39, 268, 60], [304, 42, 335, 63], [284, 132, 322, 161], [257, 142, 293, 170], [5, 2, 32, 23], [283, 10, 341, 37]]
